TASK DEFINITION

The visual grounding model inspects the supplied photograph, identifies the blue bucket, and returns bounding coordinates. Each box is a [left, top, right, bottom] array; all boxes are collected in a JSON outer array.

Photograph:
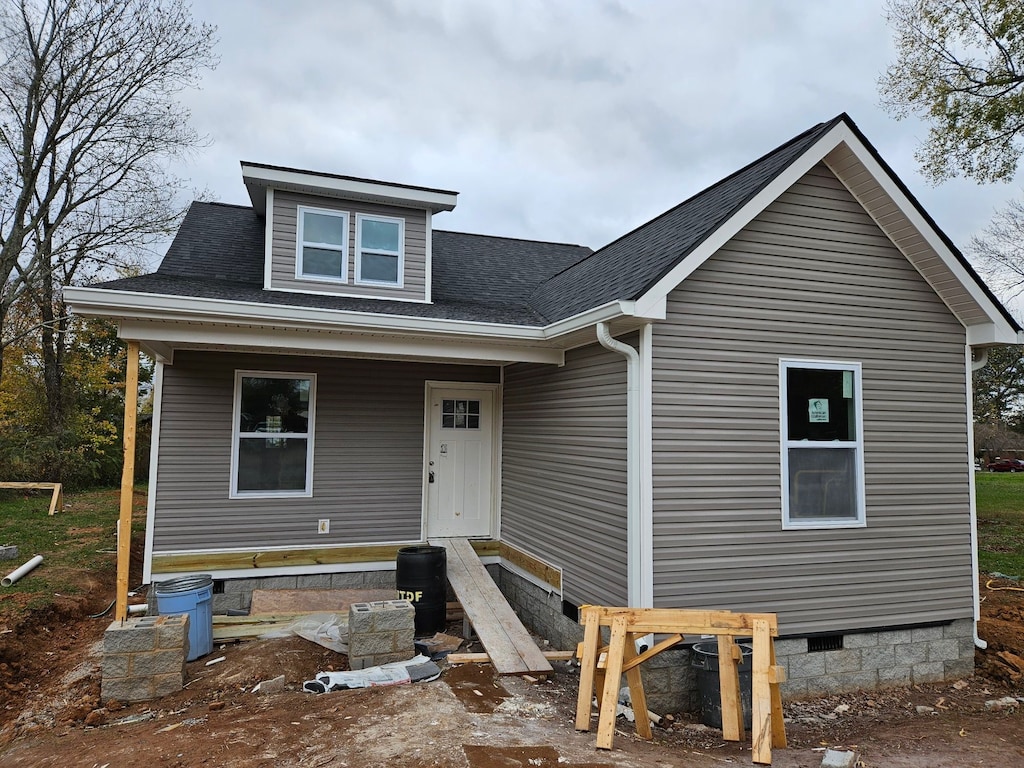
[[154, 574, 214, 661]]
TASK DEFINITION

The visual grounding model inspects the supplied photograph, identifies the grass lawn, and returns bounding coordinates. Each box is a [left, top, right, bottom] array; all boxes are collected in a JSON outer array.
[[0, 486, 146, 620], [976, 471, 1024, 578]]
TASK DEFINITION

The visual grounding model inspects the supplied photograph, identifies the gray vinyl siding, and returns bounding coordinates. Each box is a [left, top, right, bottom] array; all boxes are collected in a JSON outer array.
[[269, 191, 428, 301], [651, 163, 972, 635], [153, 351, 498, 552], [501, 341, 629, 607]]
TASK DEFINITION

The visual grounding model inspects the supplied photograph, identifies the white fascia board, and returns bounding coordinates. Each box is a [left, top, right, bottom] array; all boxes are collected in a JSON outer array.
[[65, 286, 647, 346], [262, 188, 274, 289], [119, 318, 565, 365], [242, 164, 458, 213], [824, 125, 1020, 345]]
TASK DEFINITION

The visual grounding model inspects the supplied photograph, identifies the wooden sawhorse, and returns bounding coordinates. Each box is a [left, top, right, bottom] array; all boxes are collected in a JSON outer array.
[[574, 606, 787, 764]]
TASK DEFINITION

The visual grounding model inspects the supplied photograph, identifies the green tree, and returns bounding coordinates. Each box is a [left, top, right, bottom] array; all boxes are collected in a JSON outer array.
[[974, 345, 1024, 424], [879, 0, 1024, 183], [0, 300, 149, 487]]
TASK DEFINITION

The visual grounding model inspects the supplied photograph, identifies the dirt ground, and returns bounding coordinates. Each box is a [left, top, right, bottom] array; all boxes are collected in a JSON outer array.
[[0, 555, 1022, 767]]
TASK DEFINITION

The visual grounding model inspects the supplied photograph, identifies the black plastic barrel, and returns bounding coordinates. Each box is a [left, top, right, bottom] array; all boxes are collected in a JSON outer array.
[[396, 545, 447, 636], [691, 642, 754, 730]]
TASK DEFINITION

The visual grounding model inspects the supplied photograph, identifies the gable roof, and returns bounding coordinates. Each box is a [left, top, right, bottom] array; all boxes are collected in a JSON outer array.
[[529, 116, 845, 322]]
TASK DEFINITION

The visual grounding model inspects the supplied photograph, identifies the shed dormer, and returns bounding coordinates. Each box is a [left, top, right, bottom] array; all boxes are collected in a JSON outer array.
[[242, 162, 458, 303]]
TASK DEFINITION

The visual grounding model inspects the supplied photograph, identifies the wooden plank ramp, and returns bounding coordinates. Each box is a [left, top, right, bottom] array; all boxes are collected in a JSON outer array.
[[429, 537, 553, 676]]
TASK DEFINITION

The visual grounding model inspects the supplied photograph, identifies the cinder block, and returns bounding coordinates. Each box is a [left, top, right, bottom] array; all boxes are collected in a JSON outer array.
[[349, 631, 396, 657], [102, 653, 130, 678], [104, 619, 157, 654], [927, 638, 959, 662], [130, 649, 186, 677], [390, 628, 413, 653], [156, 615, 189, 649], [150, 672, 184, 698], [362, 570, 395, 589], [788, 652, 826, 679], [878, 665, 912, 687], [255, 576, 298, 590], [297, 574, 333, 589], [101, 676, 151, 703], [860, 645, 896, 671], [824, 649, 862, 674], [330, 572, 365, 589], [843, 632, 879, 649], [895, 642, 928, 666], [348, 603, 374, 634], [222, 578, 253, 594], [912, 661, 945, 683], [348, 655, 373, 670], [212, 593, 245, 613], [911, 625, 944, 642], [877, 628, 913, 645], [0, 545, 18, 561], [944, 619, 973, 639], [372, 601, 415, 632]]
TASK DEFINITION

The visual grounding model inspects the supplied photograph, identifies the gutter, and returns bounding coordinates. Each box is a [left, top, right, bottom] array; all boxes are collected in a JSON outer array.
[[968, 347, 988, 650], [596, 322, 645, 608]]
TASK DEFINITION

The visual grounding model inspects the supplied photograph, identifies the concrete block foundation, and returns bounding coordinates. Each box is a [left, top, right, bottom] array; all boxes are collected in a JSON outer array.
[[493, 566, 976, 715], [102, 614, 189, 703]]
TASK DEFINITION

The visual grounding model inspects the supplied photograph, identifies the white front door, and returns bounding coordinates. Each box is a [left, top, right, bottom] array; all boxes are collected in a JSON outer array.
[[424, 385, 495, 538]]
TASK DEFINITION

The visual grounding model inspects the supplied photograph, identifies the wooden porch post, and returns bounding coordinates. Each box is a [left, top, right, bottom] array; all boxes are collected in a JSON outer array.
[[115, 340, 140, 622]]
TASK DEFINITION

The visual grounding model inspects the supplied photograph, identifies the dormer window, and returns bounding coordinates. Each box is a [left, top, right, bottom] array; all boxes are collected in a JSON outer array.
[[297, 207, 348, 281], [356, 214, 403, 286]]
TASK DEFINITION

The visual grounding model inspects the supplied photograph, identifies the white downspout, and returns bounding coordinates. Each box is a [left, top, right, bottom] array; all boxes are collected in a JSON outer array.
[[597, 322, 645, 608], [968, 346, 988, 650]]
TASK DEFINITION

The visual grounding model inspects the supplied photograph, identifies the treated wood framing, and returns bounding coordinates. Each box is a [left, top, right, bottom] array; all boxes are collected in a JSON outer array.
[[447, 651, 575, 664], [0, 482, 63, 516], [115, 341, 140, 622], [152, 539, 500, 574], [498, 541, 562, 590], [430, 537, 553, 676], [574, 605, 787, 764]]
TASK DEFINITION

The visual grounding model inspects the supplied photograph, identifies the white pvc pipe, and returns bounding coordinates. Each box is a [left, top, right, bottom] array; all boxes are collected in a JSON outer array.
[[2, 555, 43, 587], [127, 603, 148, 615]]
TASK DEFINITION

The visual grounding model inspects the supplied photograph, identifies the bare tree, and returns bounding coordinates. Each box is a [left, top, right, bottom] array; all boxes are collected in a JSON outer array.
[[0, 0, 216, 437], [879, 0, 1024, 184], [970, 196, 1024, 303]]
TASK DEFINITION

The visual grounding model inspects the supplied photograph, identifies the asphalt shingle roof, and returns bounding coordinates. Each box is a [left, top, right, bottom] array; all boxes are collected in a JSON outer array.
[[527, 116, 843, 321], [98, 114, 1016, 332]]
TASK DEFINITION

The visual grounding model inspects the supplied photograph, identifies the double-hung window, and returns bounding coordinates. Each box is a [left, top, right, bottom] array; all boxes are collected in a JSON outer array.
[[297, 207, 348, 281], [231, 372, 315, 497], [355, 214, 403, 286], [780, 360, 865, 528]]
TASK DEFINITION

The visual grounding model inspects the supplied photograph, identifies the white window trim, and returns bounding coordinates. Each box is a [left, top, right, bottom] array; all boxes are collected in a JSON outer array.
[[355, 213, 404, 287], [296, 206, 349, 283], [779, 358, 866, 530], [230, 370, 317, 499]]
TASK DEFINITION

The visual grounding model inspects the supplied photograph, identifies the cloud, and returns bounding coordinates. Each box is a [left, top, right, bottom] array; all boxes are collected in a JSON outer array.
[[175, 0, 1020, 260]]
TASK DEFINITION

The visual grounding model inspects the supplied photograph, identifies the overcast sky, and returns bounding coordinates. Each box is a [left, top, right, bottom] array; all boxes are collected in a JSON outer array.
[[176, 0, 1021, 281]]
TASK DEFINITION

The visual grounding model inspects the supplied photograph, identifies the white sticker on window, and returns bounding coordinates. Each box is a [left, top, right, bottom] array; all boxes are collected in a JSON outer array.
[[808, 398, 829, 423], [842, 371, 853, 399]]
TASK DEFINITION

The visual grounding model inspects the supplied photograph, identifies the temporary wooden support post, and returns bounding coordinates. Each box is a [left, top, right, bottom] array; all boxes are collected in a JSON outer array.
[[114, 341, 140, 623], [0, 482, 63, 515], [574, 606, 787, 765]]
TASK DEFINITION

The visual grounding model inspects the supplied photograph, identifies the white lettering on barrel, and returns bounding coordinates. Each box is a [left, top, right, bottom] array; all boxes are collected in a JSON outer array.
[[397, 590, 423, 602]]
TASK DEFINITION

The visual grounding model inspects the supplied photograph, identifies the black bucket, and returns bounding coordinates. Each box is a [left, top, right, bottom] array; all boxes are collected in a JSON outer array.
[[691, 642, 754, 730], [396, 545, 447, 636]]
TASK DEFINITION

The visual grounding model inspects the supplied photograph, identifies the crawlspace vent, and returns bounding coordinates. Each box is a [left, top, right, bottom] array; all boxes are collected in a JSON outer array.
[[807, 634, 844, 652]]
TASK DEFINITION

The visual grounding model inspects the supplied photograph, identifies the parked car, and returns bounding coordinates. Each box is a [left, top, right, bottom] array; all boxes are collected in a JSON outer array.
[[986, 459, 1024, 472]]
